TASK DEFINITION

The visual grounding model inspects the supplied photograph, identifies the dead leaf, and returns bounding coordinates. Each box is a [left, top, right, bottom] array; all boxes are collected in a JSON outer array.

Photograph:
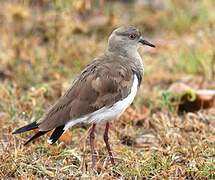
[[18, 176, 24, 180], [168, 82, 193, 94], [168, 82, 215, 112], [0, 112, 9, 127], [134, 131, 159, 149], [196, 89, 215, 108], [59, 130, 72, 145], [0, 68, 13, 80]]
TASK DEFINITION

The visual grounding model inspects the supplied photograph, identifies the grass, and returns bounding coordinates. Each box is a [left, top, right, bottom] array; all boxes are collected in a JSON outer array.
[[0, 0, 215, 179]]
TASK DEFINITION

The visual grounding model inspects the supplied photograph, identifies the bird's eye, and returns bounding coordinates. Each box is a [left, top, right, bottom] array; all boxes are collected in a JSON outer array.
[[128, 34, 136, 40]]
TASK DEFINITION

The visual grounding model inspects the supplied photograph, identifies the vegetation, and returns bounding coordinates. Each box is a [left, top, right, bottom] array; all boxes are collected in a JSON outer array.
[[0, 0, 214, 178]]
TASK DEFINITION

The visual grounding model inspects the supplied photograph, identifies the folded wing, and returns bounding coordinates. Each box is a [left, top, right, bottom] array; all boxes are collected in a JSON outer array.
[[38, 59, 134, 131]]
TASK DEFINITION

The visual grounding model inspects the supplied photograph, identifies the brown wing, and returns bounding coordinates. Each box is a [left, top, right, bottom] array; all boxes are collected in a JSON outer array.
[[38, 58, 134, 131]]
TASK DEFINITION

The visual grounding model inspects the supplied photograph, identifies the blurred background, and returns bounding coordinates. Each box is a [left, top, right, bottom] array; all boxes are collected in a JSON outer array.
[[0, 0, 214, 178]]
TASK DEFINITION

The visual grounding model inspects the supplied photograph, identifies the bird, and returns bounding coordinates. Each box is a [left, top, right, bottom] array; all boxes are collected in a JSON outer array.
[[12, 26, 155, 169]]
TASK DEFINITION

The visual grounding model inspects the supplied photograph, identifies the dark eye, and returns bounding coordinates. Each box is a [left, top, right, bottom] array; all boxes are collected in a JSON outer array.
[[128, 34, 136, 40]]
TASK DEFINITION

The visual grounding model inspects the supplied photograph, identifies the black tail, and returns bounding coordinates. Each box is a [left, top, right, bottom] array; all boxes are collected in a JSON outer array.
[[24, 131, 48, 145], [13, 121, 65, 145], [12, 121, 39, 134], [48, 125, 65, 144]]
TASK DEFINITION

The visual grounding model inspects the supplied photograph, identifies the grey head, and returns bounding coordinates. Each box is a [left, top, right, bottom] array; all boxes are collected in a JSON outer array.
[[107, 26, 155, 57]]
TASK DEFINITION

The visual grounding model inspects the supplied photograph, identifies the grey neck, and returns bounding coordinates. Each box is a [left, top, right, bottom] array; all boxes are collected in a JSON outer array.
[[106, 47, 144, 85]]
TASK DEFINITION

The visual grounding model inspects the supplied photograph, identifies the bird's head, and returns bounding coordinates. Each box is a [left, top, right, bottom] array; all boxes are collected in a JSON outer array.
[[107, 26, 155, 55]]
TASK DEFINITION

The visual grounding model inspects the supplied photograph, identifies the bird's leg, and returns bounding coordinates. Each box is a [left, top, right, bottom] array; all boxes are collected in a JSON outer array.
[[89, 123, 96, 169], [103, 122, 115, 165]]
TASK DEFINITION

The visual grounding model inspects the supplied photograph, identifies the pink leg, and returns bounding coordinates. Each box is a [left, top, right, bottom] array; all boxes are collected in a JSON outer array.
[[103, 122, 115, 165], [89, 123, 96, 169]]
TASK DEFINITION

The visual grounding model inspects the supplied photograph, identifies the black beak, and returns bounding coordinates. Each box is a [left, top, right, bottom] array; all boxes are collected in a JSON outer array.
[[139, 37, 155, 48]]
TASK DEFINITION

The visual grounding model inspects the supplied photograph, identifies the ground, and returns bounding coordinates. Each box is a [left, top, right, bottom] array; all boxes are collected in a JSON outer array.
[[0, 0, 214, 179]]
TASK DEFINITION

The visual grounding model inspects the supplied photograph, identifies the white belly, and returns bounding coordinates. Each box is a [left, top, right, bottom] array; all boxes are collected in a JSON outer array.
[[64, 74, 139, 130]]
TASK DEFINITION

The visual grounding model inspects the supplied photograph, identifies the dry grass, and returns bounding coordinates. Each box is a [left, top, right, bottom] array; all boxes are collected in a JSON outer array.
[[0, 0, 214, 179]]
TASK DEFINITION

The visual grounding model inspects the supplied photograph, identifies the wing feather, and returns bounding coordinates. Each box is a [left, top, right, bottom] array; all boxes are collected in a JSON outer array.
[[38, 58, 134, 131]]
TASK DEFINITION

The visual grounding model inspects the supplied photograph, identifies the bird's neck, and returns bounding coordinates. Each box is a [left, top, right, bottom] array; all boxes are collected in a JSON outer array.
[[128, 50, 144, 84], [107, 46, 143, 66], [108, 45, 139, 59], [106, 48, 144, 84]]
